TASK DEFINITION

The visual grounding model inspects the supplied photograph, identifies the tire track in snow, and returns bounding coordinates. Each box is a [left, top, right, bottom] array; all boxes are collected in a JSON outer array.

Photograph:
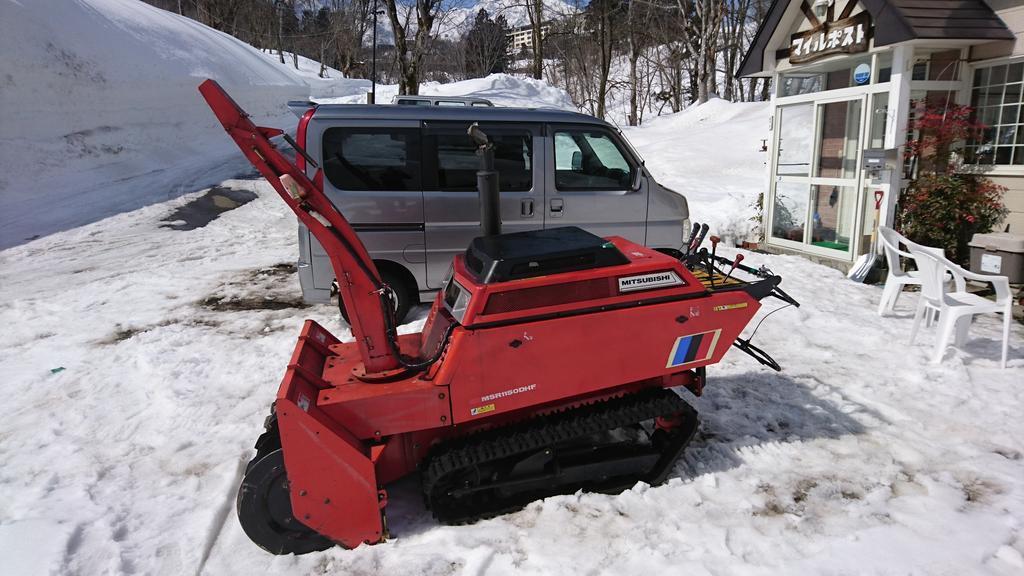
[[194, 455, 247, 576]]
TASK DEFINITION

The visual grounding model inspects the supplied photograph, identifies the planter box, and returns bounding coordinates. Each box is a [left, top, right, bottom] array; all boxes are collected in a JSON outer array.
[[969, 232, 1024, 284]]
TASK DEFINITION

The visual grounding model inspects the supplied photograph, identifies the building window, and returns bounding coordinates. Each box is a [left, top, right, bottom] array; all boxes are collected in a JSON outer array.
[[967, 61, 1024, 166]]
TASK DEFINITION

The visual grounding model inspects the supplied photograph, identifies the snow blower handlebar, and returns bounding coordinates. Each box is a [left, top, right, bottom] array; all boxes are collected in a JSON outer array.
[[197, 79, 402, 374], [677, 222, 801, 371]]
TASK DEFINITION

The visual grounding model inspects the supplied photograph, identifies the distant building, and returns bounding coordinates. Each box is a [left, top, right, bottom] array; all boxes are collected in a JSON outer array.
[[507, 22, 550, 54]]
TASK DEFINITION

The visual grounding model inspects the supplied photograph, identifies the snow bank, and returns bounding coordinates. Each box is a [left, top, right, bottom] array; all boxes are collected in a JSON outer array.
[[0, 0, 310, 249], [315, 73, 578, 110], [625, 98, 771, 243]]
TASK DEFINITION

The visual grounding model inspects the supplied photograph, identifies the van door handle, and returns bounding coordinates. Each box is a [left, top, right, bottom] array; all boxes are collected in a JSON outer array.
[[521, 198, 534, 217], [550, 198, 564, 218]]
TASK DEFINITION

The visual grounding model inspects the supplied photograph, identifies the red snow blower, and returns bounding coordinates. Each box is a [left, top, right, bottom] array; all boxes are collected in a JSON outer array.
[[198, 79, 799, 554]]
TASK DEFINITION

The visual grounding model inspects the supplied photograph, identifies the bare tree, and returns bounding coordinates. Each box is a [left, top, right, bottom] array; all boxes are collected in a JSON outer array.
[[525, 0, 545, 80], [720, 0, 751, 101], [382, 0, 447, 94], [325, 0, 372, 77], [625, 0, 654, 126], [673, 0, 723, 104], [746, 0, 772, 102]]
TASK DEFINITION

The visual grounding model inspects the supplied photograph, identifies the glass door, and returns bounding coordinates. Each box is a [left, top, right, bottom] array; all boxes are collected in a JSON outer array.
[[770, 95, 864, 257]]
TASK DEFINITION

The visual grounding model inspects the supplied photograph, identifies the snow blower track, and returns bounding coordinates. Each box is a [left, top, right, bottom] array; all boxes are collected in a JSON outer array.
[[421, 388, 699, 525]]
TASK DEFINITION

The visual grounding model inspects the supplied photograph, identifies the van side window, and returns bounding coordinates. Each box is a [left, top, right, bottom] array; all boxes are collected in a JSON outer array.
[[322, 128, 421, 191], [554, 130, 635, 191], [424, 130, 532, 192]]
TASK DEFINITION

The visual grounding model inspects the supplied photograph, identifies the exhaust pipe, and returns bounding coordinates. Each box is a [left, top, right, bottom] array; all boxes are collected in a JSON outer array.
[[468, 123, 500, 237]]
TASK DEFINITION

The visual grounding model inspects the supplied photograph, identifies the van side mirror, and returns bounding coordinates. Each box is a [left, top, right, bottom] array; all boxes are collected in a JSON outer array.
[[631, 168, 644, 191], [571, 150, 582, 171]]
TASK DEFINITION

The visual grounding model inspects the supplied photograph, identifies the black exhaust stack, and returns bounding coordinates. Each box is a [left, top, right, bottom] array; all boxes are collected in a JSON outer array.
[[468, 123, 500, 237]]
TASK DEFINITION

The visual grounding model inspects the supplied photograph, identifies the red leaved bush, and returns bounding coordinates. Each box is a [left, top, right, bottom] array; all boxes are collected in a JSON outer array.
[[899, 100, 1007, 262]]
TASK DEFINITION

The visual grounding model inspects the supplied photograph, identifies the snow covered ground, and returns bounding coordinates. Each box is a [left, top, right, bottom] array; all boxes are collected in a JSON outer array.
[[2, 4, 1023, 574], [2, 93, 1022, 574]]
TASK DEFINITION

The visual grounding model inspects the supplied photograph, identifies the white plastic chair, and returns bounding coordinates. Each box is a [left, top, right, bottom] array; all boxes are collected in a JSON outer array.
[[877, 226, 945, 316], [908, 246, 1013, 368]]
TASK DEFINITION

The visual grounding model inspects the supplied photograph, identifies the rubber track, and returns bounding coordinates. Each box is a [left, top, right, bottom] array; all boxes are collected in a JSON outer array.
[[420, 387, 696, 524]]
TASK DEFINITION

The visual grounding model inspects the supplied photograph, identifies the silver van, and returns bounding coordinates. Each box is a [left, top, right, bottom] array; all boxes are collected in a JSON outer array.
[[291, 103, 690, 321]]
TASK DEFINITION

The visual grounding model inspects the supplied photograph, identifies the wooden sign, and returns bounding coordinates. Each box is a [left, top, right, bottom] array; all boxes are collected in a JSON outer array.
[[790, 10, 870, 64]]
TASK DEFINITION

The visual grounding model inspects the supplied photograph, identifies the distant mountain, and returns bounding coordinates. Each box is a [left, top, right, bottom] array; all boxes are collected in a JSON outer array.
[[438, 0, 577, 39], [332, 0, 577, 45]]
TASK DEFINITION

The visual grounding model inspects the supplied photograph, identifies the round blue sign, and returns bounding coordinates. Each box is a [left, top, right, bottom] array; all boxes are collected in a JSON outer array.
[[854, 63, 871, 85]]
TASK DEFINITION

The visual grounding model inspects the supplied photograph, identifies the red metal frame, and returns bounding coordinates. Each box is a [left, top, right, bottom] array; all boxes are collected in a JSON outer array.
[[295, 106, 316, 172]]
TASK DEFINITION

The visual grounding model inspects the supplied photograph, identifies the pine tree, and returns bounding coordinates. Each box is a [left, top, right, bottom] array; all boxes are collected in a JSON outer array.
[[463, 9, 511, 78]]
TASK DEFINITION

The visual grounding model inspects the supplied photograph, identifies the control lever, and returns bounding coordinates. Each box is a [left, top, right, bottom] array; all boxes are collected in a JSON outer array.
[[683, 222, 700, 256], [690, 223, 709, 254], [723, 253, 744, 283], [708, 236, 720, 287]]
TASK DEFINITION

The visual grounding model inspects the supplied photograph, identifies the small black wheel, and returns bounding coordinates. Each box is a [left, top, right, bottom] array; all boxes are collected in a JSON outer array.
[[236, 449, 333, 555], [336, 268, 416, 325]]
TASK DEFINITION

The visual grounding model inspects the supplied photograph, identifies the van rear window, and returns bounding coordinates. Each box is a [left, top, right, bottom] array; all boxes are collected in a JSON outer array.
[[322, 128, 421, 191]]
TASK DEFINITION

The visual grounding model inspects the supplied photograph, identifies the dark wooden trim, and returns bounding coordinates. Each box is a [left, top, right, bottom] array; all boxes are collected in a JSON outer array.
[[839, 0, 857, 20], [799, 0, 821, 28]]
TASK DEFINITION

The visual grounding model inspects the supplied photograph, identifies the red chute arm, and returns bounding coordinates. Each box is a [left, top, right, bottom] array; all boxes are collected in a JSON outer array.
[[198, 79, 399, 373]]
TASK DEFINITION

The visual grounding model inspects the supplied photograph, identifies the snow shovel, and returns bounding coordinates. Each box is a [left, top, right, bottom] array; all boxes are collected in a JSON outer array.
[[848, 190, 885, 283]]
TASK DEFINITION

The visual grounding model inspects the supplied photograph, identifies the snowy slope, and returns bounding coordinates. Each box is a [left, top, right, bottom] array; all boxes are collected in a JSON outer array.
[[0, 0, 310, 249], [1, 72, 1023, 575], [626, 98, 771, 243], [251, 50, 365, 99]]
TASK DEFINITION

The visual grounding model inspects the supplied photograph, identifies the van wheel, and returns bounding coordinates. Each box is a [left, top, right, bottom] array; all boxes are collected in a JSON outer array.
[[335, 268, 416, 326], [336, 292, 351, 324]]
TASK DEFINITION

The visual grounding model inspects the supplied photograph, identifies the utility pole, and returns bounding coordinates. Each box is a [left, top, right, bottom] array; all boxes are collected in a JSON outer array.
[[276, 0, 286, 64], [370, 0, 379, 104]]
